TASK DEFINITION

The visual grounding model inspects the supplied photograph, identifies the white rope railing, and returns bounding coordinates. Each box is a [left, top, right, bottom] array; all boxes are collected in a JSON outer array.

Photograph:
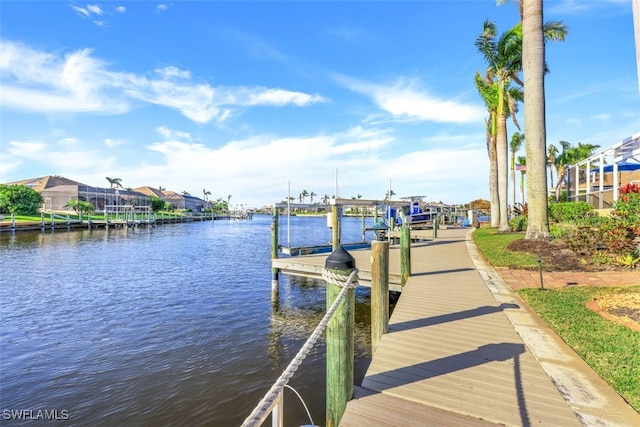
[[240, 268, 359, 427]]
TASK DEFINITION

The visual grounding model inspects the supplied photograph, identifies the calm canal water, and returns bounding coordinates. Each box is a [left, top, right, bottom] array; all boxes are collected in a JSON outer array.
[[1, 214, 386, 426]]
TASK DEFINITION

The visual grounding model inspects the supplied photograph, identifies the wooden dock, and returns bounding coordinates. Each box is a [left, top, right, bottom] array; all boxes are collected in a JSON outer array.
[[273, 227, 586, 426], [339, 228, 582, 425]]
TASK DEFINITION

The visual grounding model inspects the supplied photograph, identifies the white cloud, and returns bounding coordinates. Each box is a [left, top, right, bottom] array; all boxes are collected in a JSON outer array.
[[157, 4, 169, 13], [70, 4, 91, 17], [337, 75, 484, 124], [155, 66, 191, 80], [5, 139, 116, 177], [104, 138, 125, 148], [244, 88, 326, 107], [0, 43, 129, 114], [155, 126, 191, 141], [86, 4, 103, 15], [0, 41, 326, 123], [115, 6, 126, 13]]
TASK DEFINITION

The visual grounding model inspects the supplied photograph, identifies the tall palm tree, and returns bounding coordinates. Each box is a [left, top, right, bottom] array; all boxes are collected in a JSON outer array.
[[499, 0, 567, 240], [476, 20, 523, 232], [474, 73, 500, 227], [309, 191, 317, 204], [203, 189, 211, 209], [521, 0, 550, 239], [301, 189, 309, 204], [546, 143, 559, 190], [510, 132, 525, 208], [322, 194, 330, 205]]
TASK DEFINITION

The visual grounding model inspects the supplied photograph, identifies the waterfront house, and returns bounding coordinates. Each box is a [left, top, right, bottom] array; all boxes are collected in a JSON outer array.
[[7, 176, 151, 212]]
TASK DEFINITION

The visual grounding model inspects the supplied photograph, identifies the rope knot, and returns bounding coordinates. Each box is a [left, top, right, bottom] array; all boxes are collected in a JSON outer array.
[[322, 268, 359, 288]]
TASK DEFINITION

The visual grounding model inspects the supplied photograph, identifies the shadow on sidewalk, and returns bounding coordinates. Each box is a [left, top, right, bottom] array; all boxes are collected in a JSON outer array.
[[390, 304, 519, 332], [362, 342, 531, 426]]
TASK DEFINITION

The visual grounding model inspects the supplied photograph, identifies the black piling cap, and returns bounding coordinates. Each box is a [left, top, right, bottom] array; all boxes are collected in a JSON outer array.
[[325, 246, 355, 270]]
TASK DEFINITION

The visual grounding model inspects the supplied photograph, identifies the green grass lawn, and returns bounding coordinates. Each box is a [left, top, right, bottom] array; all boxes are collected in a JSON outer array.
[[473, 227, 640, 412], [472, 226, 539, 268], [519, 286, 640, 411]]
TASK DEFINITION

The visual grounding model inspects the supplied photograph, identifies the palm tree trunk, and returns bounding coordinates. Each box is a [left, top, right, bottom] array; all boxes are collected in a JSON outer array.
[[497, 113, 510, 233], [523, 0, 551, 240], [489, 136, 500, 228], [510, 154, 517, 208]]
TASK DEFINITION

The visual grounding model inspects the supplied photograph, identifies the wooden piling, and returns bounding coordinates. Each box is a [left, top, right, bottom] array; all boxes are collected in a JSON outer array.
[[370, 239, 389, 353], [271, 207, 279, 300], [433, 214, 439, 239], [400, 224, 411, 285], [325, 247, 355, 427]]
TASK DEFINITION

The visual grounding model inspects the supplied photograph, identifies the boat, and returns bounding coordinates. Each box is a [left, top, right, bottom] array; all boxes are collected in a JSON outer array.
[[388, 197, 455, 228], [279, 241, 370, 257]]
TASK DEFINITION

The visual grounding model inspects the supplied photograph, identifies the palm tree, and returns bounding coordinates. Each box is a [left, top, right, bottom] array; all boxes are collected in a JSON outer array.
[[521, 0, 549, 239], [158, 185, 165, 192], [106, 177, 122, 189], [476, 20, 523, 232], [517, 155, 527, 205], [322, 194, 330, 205], [546, 144, 559, 190], [384, 189, 395, 201], [510, 132, 525, 209], [203, 189, 211, 209], [499, 0, 567, 239], [309, 191, 317, 204], [554, 141, 600, 201], [301, 189, 309, 204], [474, 72, 500, 227]]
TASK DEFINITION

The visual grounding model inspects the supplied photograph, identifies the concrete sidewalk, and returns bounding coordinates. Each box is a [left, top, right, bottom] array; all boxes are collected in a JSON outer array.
[[465, 228, 640, 426], [339, 227, 639, 426]]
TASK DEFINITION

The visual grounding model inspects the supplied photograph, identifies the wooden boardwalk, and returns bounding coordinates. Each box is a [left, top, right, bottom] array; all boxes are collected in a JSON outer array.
[[338, 228, 582, 426], [272, 227, 640, 426]]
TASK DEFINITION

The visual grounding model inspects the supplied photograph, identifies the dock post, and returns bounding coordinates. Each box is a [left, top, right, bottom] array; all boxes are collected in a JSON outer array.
[[371, 239, 389, 353], [433, 214, 439, 239], [271, 207, 279, 301], [325, 247, 355, 427], [400, 222, 411, 285]]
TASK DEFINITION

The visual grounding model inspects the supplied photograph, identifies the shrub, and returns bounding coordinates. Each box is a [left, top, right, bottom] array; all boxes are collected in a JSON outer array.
[[548, 201, 594, 224], [509, 215, 527, 232], [0, 184, 44, 215]]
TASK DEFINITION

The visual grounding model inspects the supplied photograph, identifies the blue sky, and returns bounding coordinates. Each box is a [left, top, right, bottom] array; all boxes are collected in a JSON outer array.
[[1, 1, 638, 208]]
